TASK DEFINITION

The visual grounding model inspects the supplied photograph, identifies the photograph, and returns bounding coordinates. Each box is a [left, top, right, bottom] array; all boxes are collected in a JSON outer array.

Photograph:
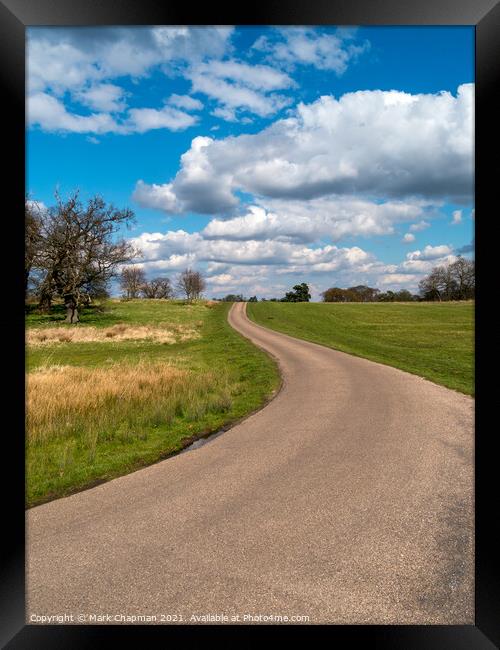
[[24, 23, 476, 626], [0, 1, 497, 646]]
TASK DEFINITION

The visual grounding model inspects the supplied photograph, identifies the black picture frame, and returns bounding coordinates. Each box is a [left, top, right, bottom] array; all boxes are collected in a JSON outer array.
[[2, 1, 498, 647]]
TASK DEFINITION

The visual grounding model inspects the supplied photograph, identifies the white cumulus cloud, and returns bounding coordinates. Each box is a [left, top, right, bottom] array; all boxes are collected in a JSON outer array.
[[27, 92, 198, 134], [27, 26, 234, 134], [409, 220, 431, 232], [202, 199, 427, 244], [253, 27, 370, 74], [134, 84, 474, 212], [167, 94, 204, 111], [27, 92, 119, 134], [406, 244, 453, 261], [73, 83, 128, 112]]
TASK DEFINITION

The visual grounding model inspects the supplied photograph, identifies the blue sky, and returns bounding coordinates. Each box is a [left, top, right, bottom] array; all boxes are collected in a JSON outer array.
[[27, 26, 474, 299]]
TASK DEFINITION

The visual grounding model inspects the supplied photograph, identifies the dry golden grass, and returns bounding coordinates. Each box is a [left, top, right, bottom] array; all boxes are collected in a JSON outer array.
[[27, 323, 200, 346], [27, 361, 234, 447], [25, 300, 280, 506]]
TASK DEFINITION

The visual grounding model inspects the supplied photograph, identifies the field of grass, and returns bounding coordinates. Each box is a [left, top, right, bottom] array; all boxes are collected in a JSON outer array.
[[26, 299, 280, 507], [247, 301, 474, 396]]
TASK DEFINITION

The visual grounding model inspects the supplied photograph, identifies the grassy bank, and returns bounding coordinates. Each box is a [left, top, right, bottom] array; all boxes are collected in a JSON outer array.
[[26, 300, 280, 507], [247, 301, 473, 395]]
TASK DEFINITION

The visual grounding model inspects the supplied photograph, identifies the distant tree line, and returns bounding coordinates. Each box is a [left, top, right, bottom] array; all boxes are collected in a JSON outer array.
[[120, 267, 173, 300], [260, 283, 312, 303], [321, 257, 474, 303], [322, 285, 388, 302], [120, 267, 206, 302], [216, 285, 311, 303], [321, 285, 420, 302], [28, 193, 473, 316], [217, 294, 257, 302]]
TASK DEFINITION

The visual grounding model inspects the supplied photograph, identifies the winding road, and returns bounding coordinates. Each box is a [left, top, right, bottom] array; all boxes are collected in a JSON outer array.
[[27, 302, 474, 624]]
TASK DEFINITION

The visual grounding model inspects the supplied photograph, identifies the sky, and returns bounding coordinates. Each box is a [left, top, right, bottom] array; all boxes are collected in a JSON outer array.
[[26, 26, 475, 300]]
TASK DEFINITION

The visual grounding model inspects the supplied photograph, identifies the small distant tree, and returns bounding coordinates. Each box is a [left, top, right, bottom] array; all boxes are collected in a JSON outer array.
[[394, 289, 414, 302], [221, 293, 245, 302], [323, 285, 383, 302], [121, 266, 146, 300], [347, 285, 380, 302], [248, 296, 258, 302], [176, 268, 206, 301], [322, 287, 348, 302], [377, 290, 396, 302], [282, 283, 311, 302], [141, 277, 173, 299]]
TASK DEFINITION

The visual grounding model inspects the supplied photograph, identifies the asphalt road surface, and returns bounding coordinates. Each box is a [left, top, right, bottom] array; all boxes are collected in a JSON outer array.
[[27, 302, 474, 625]]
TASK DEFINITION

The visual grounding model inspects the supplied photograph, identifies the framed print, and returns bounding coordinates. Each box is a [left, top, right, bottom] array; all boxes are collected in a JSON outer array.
[[1, 0, 499, 647]]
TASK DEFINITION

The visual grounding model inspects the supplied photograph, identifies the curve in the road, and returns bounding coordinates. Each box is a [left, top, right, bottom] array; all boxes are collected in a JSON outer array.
[[27, 302, 473, 624]]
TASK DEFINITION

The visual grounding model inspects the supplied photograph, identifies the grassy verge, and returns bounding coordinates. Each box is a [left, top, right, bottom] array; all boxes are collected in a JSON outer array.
[[26, 299, 280, 507], [247, 301, 474, 396]]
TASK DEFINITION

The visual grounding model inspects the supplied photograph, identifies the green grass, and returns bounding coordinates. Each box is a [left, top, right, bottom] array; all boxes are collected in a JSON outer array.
[[26, 299, 280, 507], [247, 301, 474, 396]]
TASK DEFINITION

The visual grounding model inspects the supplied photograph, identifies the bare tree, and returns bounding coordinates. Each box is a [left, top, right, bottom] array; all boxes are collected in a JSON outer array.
[[176, 268, 206, 301], [81, 275, 110, 301], [419, 257, 474, 301], [32, 191, 139, 322], [141, 277, 173, 299], [25, 198, 43, 300], [121, 266, 146, 299], [449, 256, 475, 299], [419, 267, 446, 301]]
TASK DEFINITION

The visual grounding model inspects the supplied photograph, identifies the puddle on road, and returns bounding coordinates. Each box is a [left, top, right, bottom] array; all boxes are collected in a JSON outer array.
[[179, 429, 225, 455]]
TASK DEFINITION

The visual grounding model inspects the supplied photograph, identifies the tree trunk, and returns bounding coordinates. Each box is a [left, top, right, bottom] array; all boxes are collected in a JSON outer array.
[[64, 295, 79, 324], [38, 277, 54, 313], [38, 292, 52, 313], [65, 304, 79, 323], [25, 269, 30, 302]]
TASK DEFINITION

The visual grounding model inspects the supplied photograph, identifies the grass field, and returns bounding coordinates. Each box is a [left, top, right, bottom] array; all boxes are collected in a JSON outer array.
[[26, 299, 280, 507], [247, 301, 474, 396]]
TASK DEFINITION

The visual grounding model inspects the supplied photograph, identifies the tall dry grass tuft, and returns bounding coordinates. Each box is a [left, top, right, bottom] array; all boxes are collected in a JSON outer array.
[[27, 361, 234, 449], [27, 323, 200, 347]]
